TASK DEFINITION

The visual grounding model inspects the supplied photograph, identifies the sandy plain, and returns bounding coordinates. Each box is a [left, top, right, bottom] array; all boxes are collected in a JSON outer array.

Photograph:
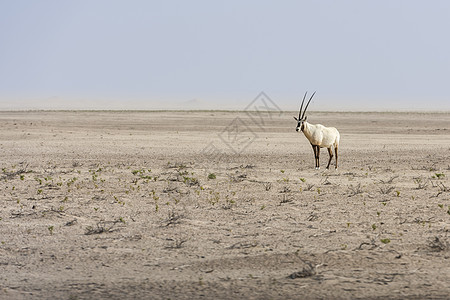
[[0, 110, 449, 299]]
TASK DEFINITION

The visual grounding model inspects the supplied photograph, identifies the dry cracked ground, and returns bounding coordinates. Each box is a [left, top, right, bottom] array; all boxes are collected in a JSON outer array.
[[0, 111, 449, 299]]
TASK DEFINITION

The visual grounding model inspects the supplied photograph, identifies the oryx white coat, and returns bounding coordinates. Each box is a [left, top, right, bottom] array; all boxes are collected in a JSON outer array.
[[294, 92, 340, 169]]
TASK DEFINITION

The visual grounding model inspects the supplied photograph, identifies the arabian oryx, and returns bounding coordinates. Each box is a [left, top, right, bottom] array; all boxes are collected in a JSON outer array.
[[293, 92, 340, 170]]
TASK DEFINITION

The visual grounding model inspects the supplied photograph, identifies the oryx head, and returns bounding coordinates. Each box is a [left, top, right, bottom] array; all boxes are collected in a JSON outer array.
[[294, 91, 316, 132]]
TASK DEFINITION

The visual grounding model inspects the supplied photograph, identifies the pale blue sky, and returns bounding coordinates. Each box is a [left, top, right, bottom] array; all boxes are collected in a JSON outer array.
[[1, 0, 449, 111]]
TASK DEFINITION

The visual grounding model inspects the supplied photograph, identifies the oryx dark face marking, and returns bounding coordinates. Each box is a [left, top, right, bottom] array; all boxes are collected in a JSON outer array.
[[293, 116, 306, 132]]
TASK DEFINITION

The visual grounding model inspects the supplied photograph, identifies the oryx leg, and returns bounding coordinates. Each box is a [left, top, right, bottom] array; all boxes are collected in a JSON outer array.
[[311, 144, 319, 169], [335, 146, 338, 169], [326, 147, 334, 169], [315, 145, 320, 169]]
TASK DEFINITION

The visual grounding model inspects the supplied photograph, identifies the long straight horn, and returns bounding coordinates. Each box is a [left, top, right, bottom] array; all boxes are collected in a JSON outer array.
[[301, 91, 316, 119], [298, 91, 308, 119]]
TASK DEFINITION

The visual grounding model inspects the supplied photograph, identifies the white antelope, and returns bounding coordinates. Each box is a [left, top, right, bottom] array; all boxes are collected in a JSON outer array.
[[293, 92, 340, 170]]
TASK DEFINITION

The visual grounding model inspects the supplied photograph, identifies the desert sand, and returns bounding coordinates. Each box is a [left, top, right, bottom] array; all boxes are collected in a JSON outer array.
[[0, 110, 449, 299]]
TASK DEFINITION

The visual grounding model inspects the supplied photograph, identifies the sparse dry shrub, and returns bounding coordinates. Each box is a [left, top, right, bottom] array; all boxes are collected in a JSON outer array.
[[167, 162, 188, 169], [1, 163, 29, 180], [280, 194, 294, 204], [228, 173, 247, 183], [378, 185, 395, 195], [304, 183, 315, 191], [183, 176, 199, 187], [164, 210, 185, 226], [348, 183, 363, 197], [279, 186, 291, 193], [379, 175, 399, 184], [288, 258, 317, 279], [85, 220, 122, 235], [72, 161, 81, 168], [240, 164, 255, 169], [165, 238, 187, 249], [263, 182, 272, 191], [413, 177, 428, 190], [321, 177, 332, 185], [163, 185, 179, 193], [435, 182, 448, 192], [427, 236, 448, 252]]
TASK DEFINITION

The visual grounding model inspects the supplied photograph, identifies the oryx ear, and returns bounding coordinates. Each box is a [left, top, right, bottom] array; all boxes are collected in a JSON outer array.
[[293, 116, 298, 121]]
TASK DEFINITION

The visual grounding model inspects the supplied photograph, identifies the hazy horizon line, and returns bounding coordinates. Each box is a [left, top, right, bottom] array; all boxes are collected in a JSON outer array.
[[1, 109, 449, 114]]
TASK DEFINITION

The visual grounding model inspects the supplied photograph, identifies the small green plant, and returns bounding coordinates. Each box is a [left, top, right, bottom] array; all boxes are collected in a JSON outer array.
[[260, 205, 266, 210], [208, 191, 220, 205], [380, 238, 390, 244], [372, 224, 377, 230], [434, 173, 445, 179], [299, 178, 306, 183], [151, 189, 159, 201], [395, 190, 401, 197], [280, 170, 285, 173], [113, 195, 125, 205], [438, 204, 443, 209], [183, 176, 199, 186], [20, 175, 25, 180], [67, 177, 78, 187], [48, 226, 54, 235], [208, 173, 216, 180]]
